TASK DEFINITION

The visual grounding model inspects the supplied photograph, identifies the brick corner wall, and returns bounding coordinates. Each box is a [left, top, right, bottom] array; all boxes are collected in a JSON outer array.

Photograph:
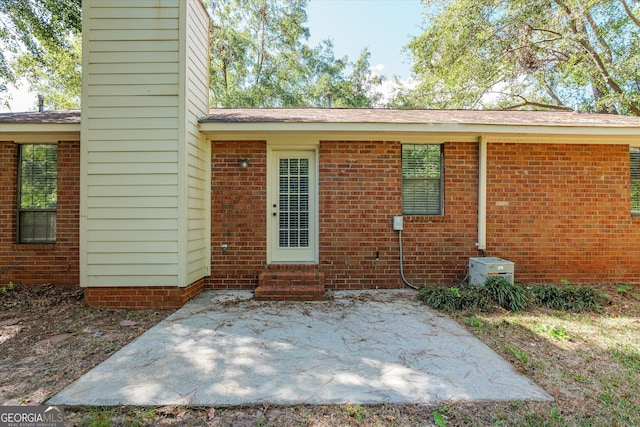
[[84, 278, 205, 309], [486, 142, 640, 283], [0, 140, 80, 287], [207, 140, 267, 290]]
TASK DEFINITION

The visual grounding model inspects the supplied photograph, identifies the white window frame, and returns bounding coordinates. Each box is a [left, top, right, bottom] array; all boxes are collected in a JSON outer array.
[[402, 143, 444, 216]]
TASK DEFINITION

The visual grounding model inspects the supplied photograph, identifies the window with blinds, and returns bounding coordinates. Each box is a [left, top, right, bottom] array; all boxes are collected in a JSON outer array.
[[632, 147, 640, 215], [402, 144, 443, 215], [18, 144, 57, 243]]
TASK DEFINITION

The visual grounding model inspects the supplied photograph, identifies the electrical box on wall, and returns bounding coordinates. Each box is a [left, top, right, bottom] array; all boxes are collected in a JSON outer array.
[[469, 257, 514, 286], [393, 216, 403, 231]]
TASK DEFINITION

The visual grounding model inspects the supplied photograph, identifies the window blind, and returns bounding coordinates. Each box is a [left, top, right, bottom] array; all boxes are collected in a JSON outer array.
[[402, 144, 442, 215], [18, 144, 57, 243]]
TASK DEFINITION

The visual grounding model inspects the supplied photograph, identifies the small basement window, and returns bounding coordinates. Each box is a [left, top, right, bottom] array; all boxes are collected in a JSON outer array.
[[18, 144, 57, 243], [402, 144, 443, 215], [632, 147, 640, 215]]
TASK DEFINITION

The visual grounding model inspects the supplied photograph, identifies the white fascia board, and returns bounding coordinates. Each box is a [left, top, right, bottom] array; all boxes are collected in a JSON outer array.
[[0, 126, 81, 143], [0, 123, 80, 133], [199, 121, 640, 137]]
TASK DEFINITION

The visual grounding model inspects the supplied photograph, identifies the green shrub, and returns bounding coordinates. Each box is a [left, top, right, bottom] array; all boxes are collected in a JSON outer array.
[[529, 284, 563, 309], [529, 284, 605, 312], [485, 277, 529, 311], [417, 285, 493, 312], [419, 281, 604, 314]]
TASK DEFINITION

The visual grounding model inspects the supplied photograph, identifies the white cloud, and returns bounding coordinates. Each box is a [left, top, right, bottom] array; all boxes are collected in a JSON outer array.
[[371, 63, 386, 74]]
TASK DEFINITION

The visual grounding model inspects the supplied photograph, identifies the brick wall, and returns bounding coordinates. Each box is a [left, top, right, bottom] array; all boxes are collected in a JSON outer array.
[[6, 138, 631, 295], [208, 140, 481, 289], [0, 140, 80, 286], [486, 143, 640, 283], [208, 139, 640, 289], [207, 141, 267, 289], [318, 141, 402, 288], [318, 140, 480, 288], [84, 278, 204, 309]]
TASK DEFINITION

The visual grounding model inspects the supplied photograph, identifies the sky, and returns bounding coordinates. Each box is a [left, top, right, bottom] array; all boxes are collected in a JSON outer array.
[[307, 0, 424, 80], [2, 0, 425, 112]]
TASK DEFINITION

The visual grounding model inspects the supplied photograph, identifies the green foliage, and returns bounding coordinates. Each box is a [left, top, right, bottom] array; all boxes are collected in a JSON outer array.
[[463, 316, 486, 331], [79, 407, 156, 427], [535, 323, 571, 341], [20, 144, 57, 209], [507, 345, 529, 365], [485, 277, 529, 311], [209, 0, 384, 108], [433, 410, 447, 426], [529, 284, 605, 312], [12, 36, 81, 109], [610, 344, 640, 373], [397, 0, 640, 115], [616, 283, 634, 296], [0, 0, 81, 105], [420, 280, 605, 314], [346, 404, 366, 420], [1, 282, 15, 295], [3, 0, 385, 109], [417, 285, 494, 312], [83, 407, 113, 427]]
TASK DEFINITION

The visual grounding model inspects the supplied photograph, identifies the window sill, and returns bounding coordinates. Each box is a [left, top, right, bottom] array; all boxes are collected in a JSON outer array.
[[402, 215, 446, 224], [13, 243, 56, 251]]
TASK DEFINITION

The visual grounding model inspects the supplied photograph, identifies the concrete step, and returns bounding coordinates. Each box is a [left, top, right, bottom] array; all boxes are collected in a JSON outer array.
[[255, 270, 325, 301]]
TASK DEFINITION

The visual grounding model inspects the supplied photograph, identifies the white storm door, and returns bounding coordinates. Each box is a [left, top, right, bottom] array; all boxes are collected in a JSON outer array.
[[268, 150, 317, 263]]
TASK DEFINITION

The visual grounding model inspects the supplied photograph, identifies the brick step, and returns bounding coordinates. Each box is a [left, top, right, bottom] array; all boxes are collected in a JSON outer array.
[[255, 270, 325, 301]]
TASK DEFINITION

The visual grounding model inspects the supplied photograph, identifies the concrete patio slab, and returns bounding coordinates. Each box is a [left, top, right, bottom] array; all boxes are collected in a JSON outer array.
[[49, 290, 552, 406]]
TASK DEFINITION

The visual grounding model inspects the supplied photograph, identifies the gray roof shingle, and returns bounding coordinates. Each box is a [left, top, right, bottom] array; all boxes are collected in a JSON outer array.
[[1, 108, 639, 129], [201, 108, 640, 128], [0, 109, 81, 124]]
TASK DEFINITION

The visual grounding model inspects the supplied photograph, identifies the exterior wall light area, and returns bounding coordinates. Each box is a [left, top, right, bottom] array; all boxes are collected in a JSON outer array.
[[240, 158, 249, 168]]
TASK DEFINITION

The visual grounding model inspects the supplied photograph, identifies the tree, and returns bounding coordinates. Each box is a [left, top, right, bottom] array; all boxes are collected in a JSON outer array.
[[394, 0, 640, 115], [209, 0, 385, 108], [0, 0, 81, 107], [1, 0, 385, 109], [12, 36, 81, 109], [324, 50, 385, 108]]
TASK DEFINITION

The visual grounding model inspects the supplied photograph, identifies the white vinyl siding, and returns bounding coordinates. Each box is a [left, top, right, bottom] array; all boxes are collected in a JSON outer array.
[[402, 144, 443, 215], [184, 0, 211, 282], [81, 0, 210, 288]]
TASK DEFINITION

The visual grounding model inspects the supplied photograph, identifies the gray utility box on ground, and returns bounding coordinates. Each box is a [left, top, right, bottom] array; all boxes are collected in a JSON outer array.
[[469, 257, 514, 286]]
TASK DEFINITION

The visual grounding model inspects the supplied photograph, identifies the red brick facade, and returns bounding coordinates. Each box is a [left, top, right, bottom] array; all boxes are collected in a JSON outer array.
[[206, 140, 482, 290], [207, 139, 640, 289], [84, 279, 204, 309], [0, 140, 80, 286], [487, 143, 640, 283], [2, 137, 639, 307], [208, 140, 267, 289]]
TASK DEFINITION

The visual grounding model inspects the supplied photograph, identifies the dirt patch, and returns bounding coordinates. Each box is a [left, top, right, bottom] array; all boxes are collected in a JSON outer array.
[[0, 284, 173, 405]]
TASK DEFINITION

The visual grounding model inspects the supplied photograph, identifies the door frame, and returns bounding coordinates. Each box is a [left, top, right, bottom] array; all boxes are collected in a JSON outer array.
[[266, 142, 319, 264]]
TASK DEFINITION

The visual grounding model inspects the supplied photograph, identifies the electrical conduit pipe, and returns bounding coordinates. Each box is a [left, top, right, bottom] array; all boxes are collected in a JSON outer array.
[[477, 136, 487, 253]]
